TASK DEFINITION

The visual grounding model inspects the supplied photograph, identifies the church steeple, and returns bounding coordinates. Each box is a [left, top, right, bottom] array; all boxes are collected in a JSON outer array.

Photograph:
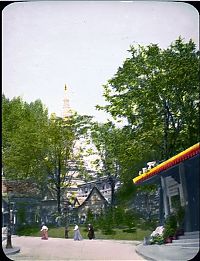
[[62, 84, 72, 118]]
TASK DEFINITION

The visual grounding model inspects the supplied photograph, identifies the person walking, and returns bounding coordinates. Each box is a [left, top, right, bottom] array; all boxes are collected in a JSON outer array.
[[87, 224, 95, 240], [73, 224, 83, 241], [41, 224, 48, 240]]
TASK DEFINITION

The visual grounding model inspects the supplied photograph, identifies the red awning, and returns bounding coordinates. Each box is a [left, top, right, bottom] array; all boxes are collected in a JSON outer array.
[[133, 143, 200, 185]]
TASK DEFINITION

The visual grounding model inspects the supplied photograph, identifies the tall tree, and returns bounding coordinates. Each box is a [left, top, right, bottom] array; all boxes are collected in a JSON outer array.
[[97, 38, 199, 160], [44, 114, 75, 213], [90, 121, 123, 206], [2, 94, 95, 213], [2, 95, 49, 188], [44, 112, 93, 213]]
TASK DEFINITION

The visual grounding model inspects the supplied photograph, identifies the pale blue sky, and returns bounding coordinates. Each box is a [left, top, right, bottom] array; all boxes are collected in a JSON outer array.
[[2, 1, 199, 122]]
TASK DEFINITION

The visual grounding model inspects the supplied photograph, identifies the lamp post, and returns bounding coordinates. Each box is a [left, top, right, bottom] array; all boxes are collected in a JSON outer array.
[[6, 185, 13, 249]]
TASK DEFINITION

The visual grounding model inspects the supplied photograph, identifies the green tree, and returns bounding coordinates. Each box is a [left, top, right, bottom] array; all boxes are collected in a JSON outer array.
[[2, 95, 49, 188], [91, 121, 123, 206], [97, 37, 199, 159], [43, 114, 75, 213], [44, 112, 93, 214], [2, 94, 95, 214]]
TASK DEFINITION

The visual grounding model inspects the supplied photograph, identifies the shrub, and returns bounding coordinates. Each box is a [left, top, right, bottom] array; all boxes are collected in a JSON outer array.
[[150, 234, 164, 245], [163, 215, 177, 239]]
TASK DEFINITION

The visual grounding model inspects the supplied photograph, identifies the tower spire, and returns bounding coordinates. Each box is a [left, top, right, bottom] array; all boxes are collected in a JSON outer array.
[[62, 84, 72, 118]]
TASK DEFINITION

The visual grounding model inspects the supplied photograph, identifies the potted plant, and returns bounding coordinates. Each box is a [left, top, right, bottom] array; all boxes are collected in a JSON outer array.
[[149, 226, 165, 245], [163, 214, 177, 243], [153, 234, 164, 245]]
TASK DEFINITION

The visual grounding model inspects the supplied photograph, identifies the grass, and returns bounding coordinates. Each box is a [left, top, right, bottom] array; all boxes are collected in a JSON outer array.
[[16, 225, 151, 241]]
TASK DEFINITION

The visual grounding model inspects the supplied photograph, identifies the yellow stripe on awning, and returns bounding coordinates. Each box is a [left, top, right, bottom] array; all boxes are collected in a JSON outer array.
[[133, 143, 200, 185]]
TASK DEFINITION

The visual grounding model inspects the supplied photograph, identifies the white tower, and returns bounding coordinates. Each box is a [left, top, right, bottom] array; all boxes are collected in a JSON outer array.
[[62, 84, 72, 118]]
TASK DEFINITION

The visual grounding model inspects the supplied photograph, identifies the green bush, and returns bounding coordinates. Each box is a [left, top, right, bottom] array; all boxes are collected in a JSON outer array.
[[163, 215, 177, 239], [150, 234, 164, 245]]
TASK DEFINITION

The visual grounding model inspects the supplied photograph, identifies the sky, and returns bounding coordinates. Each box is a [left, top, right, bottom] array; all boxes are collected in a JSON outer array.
[[2, 1, 199, 123]]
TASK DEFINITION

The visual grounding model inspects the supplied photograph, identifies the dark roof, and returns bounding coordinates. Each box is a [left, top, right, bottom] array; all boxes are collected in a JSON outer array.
[[77, 186, 108, 209], [2, 179, 41, 198]]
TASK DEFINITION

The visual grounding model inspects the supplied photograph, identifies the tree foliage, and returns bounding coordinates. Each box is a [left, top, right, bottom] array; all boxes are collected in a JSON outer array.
[[2, 95, 93, 213], [2, 95, 49, 185], [97, 38, 199, 160], [44, 113, 93, 213], [90, 121, 123, 205]]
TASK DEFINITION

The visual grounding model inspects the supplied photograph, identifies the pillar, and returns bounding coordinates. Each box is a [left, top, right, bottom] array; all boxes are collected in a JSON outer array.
[[158, 183, 164, 225], [160, 176, 170, 219]]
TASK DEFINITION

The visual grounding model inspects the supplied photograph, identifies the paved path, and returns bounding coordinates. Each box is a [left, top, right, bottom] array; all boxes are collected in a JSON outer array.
[[3, 236, 146, 261], [136, 243, 199, 261]]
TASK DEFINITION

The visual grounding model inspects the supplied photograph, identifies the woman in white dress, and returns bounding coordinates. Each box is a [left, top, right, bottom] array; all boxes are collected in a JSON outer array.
[[73, 224, 83, 241], [41, 224, 48, 240]]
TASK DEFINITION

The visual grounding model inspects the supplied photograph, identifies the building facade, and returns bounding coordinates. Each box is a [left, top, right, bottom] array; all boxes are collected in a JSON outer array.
[[133, 143, 200, 232]]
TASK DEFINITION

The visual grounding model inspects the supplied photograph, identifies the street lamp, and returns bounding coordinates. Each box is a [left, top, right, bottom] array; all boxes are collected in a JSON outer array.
[[6, 186, 13, 249]]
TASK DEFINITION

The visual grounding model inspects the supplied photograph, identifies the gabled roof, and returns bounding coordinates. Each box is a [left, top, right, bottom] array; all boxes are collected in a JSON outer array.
[[133, 143, 200, 185], [77, 186, 108, 209], [73, 196, 86, 207]]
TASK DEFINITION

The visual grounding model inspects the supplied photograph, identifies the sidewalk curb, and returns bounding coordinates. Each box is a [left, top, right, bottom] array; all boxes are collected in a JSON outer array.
[[3, 246, 20, 255], [135, 244, 157, 261]]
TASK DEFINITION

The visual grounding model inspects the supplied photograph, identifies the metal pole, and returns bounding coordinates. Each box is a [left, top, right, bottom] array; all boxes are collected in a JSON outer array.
[[6, 198, 12, 248]]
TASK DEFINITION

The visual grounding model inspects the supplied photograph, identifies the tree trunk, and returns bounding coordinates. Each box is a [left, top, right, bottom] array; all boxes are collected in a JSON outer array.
[[163, 100, 170, 159], [57, 157, 61, 214], [108, 176, 115, 206]]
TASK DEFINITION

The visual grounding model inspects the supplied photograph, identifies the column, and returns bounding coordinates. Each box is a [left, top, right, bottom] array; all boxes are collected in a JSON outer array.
[[158, 182, 164, 225], [160, 176, 170, 219]]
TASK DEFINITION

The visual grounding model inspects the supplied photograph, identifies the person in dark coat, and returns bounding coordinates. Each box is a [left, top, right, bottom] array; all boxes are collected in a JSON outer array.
[[87, 224, 95, 240]]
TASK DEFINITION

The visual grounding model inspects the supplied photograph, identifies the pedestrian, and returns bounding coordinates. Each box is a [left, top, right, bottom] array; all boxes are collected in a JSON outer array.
[[73, 224, 83, 241], [87, 223, 95, 240], [41, 224, 48, 240], [65, 225, 69, 238]]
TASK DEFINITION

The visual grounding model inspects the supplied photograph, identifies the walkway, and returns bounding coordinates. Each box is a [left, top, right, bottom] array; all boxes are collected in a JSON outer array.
[[2, 236, 146, 260], [136, 243, 199, 261]]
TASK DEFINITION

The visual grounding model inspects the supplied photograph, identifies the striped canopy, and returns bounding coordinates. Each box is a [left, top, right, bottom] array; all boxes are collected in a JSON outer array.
[[133, 143, 200, 185]]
